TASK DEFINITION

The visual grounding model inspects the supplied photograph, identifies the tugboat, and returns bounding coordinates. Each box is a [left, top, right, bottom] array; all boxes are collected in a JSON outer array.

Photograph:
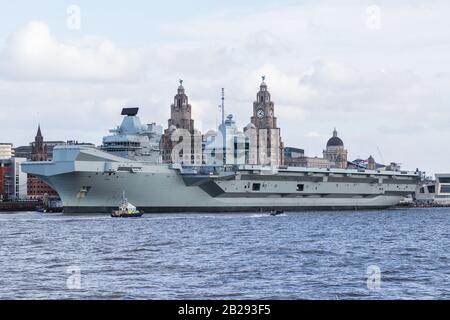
[[36, 194, 63, 214], [111, 192, 143, 218]]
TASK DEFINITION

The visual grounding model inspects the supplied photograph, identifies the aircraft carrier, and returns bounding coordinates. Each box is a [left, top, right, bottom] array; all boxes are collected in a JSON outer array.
[[22, 108, 421, 214]]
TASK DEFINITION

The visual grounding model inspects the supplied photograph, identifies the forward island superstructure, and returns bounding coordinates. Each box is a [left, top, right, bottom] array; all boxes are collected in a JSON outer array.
[[22, 79, 421, 213]]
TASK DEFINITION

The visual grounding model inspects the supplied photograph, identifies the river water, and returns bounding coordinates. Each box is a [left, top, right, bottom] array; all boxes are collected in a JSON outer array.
[[0, 208, 449, 299]]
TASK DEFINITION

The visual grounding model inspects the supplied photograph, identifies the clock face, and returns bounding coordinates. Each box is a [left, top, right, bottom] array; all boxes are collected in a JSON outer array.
[[256, 108, 265, 119]]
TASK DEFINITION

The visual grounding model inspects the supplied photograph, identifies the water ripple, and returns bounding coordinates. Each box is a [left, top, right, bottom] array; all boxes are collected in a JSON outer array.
[[0, 208, 449, 299]]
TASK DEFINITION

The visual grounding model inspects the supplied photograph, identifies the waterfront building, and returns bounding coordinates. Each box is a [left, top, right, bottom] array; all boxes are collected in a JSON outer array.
[[323, 128, 348, 169], [0, 160, 12, 200], [0, 157, 28, 200], [294, 156, 333, 169], [14, 140, 65, 160], [11, 157, 27, 199], [27, 126, 59, 199], [31, 125, 47, 161], [12, 145, 33, 159], [0, 143, 13, 160], [415, 174, 450, 205], [284, 147, 305, 159], [247, 77, 284, 166], [160, 80, 201, 164], [281, 129, 348, 169], [283, 147, 306, 167]]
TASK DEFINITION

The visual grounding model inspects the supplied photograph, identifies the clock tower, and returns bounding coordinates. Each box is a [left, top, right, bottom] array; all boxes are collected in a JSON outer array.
[[249, 77, 284, 166]]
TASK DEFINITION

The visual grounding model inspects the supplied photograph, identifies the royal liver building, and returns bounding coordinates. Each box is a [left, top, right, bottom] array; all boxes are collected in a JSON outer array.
[[246, 77, 284, 166], [160, 80, 201, 165]]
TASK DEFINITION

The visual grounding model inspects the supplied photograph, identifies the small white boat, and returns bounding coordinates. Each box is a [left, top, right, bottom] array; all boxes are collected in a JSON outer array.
[[111, 192, 143, 218]]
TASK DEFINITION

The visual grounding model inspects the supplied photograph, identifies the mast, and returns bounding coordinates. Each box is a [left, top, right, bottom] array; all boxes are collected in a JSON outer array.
[[221, 88, 225, 127], [221, 88, 226, 164]]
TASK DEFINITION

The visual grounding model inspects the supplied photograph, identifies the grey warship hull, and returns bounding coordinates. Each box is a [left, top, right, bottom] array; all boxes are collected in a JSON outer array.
[[22, 146, 420, 214]]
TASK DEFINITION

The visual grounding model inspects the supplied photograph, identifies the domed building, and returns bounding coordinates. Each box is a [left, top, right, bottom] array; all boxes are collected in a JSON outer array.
[[323, 128, 348, 169]]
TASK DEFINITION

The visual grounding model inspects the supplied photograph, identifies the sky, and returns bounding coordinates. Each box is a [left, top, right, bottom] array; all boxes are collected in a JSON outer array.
[[0, 0, 449, 175]]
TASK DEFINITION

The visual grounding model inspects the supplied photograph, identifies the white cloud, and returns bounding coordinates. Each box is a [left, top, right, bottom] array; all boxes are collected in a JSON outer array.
[[305, 131, 322, 138], [0, 21, 144, 81], [1, 1, 450, 176], [300, 60, 359, 88]]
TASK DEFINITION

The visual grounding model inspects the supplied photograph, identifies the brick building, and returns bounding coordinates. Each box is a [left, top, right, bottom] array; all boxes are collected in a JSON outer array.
[[0, 161, 12, 200], [27, 125, 59, 199]]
